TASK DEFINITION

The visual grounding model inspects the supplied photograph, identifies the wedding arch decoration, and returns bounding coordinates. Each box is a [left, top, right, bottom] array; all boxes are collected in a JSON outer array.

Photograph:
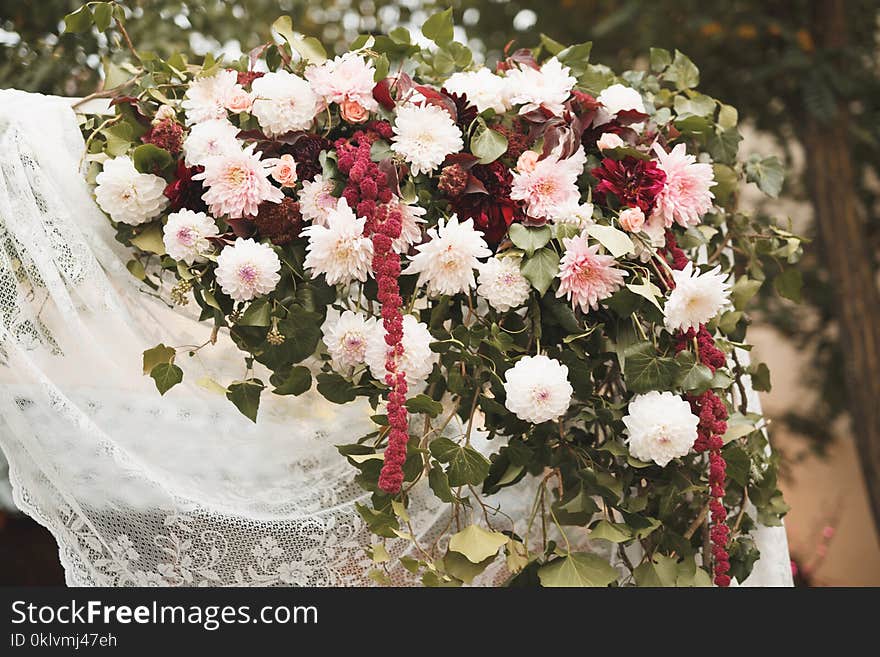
[[64, 4, 801, 587]]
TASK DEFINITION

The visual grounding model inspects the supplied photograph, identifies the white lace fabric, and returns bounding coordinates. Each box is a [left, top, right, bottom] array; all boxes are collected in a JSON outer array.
[[0, 89, 791, 586]]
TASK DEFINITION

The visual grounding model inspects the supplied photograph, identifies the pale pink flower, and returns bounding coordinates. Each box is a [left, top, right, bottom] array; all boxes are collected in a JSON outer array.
[[619, 207, 646, 232], [516, 150, 540, 173], [224, 87, 254, 113], [597, 132, 625, 150], [270, 154, 298, 187], [340, 99, 369, 123], [194, 144, 283, 218], [305, 53, 379, 111], [556, 233, 628, 312], [510, 147, 586, 221], [651, 143, 715, 227]]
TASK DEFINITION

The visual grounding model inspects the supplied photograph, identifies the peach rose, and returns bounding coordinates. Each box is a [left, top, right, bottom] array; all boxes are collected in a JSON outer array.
[[224, 88, 254, 114], [340, 99, 369, 124], [618, 206, 646, 232], [516, 150, 540, 173], [596, 132, 625, 151], [271, 154, 298, 187]]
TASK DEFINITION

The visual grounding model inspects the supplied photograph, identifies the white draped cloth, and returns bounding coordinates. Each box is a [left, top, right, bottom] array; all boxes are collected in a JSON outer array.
[[0, 89, 792, 586]]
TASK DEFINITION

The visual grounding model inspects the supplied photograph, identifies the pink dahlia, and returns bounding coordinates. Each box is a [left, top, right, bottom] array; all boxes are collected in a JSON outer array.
[[193, 145, 283, 219], [510, 147, 586, 222], [556, 233, 627, 312], [651, 143, 715, 227]]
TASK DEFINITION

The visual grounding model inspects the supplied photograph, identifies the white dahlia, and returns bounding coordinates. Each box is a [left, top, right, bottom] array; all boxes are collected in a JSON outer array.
[[623, 391, 699, 466], [162, 209, 219, 265], [663, 262, 731, 332], [299, 174, 338, 226], [301, 197, 373, 285], [442, 68, 510, 114], [365, 314, 437, 389], [505, 57, 575, 116], [322, 310, 378, 375], [215, 238, 281, 302], [194, 144, 283, 219], [503, 355, 573, 424], [94, 156, 168, 225], [392, 200, 427, 253], [251, 70, 320, 136], [182, 70, 242, 125], [405, 215, 491, 297], [390, 103, 463, 176], [182, 119, 242, 167], [595, 83, 647, 131], [553, 201, 595, 228], [477, 256, 531, 312], [305, 52, 379, 110]]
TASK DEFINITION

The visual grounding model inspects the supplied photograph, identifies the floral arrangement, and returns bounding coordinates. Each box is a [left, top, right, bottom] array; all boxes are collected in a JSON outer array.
[[69, 4, 802, 587]]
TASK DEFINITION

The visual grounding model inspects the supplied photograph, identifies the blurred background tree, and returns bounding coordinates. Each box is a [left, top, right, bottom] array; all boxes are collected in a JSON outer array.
[[2, 0, 879, 530]]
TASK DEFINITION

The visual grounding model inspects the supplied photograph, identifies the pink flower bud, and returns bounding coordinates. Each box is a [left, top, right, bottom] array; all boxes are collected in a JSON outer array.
[[619, 206, 646, 232], [270, 154, 298, 187], [340, 99, 369, 124], [597, 132, 625, 150], [516, 150, 540, 173]]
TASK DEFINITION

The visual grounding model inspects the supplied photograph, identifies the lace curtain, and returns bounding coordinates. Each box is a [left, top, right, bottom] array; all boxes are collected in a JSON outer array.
[[0, 89, 792, 586]]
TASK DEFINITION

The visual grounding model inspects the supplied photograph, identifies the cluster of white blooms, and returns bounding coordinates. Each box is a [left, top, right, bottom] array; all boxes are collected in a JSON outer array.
[[390, 103, 463, 176], [663, 262, 731, 332], [214, 238, 281, 302], [476, 256, 531, 312], [623, 391, 699, 466], [94, 156, 167, 225], [405, 216, 490, 297], [162, 210, 219, 264], [364, 314, 437, 389], [302, 198, 374, 285], [503, 355, 573, 424]]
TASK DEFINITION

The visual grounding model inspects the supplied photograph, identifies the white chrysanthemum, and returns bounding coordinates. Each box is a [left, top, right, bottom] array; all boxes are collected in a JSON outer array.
[[94, 156, 168, 225], [503, 355, 573, 424], [595, 83, 647, 130], [663, 262, 731, 332], [443, 68, 510, 114], [365, 314, 437, 389], [183, 119, 241, 167], [162, 210, 219, 265], [194, 144, 283, 218], [393, 200, 427, 253], [215, 238, 281, 302], [322, 310, 378, 374], [305, 52, 379, 110], [477, 256, 531, 312], [623, 391, 699, 466], [405, 215, 491, 297], [299, 174, 338, 226], [553, 201, 595, 228], [182, 70, 241, 125], [390, 103, 463, 176], [302, 197, 373, 285], [505, 57, 575, 116], [251, 70, 320, 136]]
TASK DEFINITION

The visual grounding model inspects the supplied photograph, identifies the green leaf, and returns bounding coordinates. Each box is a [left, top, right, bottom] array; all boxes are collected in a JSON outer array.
[[150, 362, 183, 396], [63, 6, 93, 33], [540, 33, 566, 55], [443, 551, 495, 584], [711, 163, 738, 206], [626, 281, 664, 311], [649, 48, 672, 72], [237, 298, 271, 327], [272, 366, 312, 396], [774, 267, 802, 302], [470, 122, 508, 164], [634, 554, 679, 587], [749, 362, 772, 392], [745, 154, 785, 198], [723, 413, 759, 444], [126, 259, 146, 281], [226, 379, 264, 423], [520, 248, 560, 296], [429, 437, 491, 487], [538, 553, 618, 587], [316, 372, 358, 404], [129, 223, 166, 255], [421, 8, 454, 45], [509, 224, 551, 257], [624, 343, 679, 393], [405, 394, 443, 418], [722, 444, 751, 486], [143, 343, 175, 374], [718, 104, 739, 129], [271, 16, 327, 64], [92, 2, 113, 31], [674, 93, 715, 119], [666, 49, 700, 90], [675, 351, 714, 394], [731, 276, 762, 311], [448, 524, 508, 563], [589, 520, 632, 543], [428, 465, 456, 503], [586, 223, 634, 258], [707, 127, 743, 165], [131, 144, 172, 174]]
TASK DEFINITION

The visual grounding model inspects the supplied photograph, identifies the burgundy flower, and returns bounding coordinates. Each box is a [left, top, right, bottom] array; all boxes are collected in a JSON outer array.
[[142, 119, 184, 156], [164, 161, 207, 213], [447, 161, 524, 245], [493, 121, 532, 162], [235, 70, 264, 87], [252, 198, 303, 245], [441, 90, 479, 132], [283, 133, 330, 183], [591, 156, 666, 213]]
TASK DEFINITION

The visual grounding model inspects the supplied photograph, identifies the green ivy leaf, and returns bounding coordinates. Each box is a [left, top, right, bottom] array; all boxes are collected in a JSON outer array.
[[589, 520, 632, 543], [521, 248, 560, 296], [428, 465, 456, 503], [237, 298, 271, 327], [405, 394, 443, 418], [711, 163, 738, 206], [316, 372, 358, 404], [448, 524, 508, 563], [745, 154, 785, 198], [470, 121, 508, 164], [707, 127, 742, 165], [226, 379, 264, 423], [421, 8, 454, 45], [63, 6, 93, 33], [129, 223, 166, 255], [143, 343, 175, 374], [774, 267, 802, 302], [271, 16, 327, 64], [675, 351, 714, 394], [624, 343, 679, 393], [272, 366, 312, 396], [649, 47, 672, 72], [429, 437, 491, 487], [586, 223, 634, 258], [150, 362, 183, 396], [748, 362, 772, 392], [509, 224, 551, 257], [131, 144, 172, 174], [538, 553, 618, 587], [634, 554, 679, 587], [731, 276, 763, 311], [443, 551, 495, 584], [666, 49, 700, 90]]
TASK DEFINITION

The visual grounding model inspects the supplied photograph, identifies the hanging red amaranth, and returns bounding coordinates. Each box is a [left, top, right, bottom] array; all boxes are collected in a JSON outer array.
[[665, 232, 732, 587], [335, 126, 409, 494]]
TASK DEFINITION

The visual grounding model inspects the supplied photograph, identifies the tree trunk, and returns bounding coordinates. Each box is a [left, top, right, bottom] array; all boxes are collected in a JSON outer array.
[[802, 0, 880, 534]]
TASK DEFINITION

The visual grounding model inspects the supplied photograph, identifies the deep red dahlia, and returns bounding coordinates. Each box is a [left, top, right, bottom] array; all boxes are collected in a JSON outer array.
[[252, 198, 302, 245], [591, 156, 666, 214], [447, 161, 524, 245], [164, 161, 207, 213]]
